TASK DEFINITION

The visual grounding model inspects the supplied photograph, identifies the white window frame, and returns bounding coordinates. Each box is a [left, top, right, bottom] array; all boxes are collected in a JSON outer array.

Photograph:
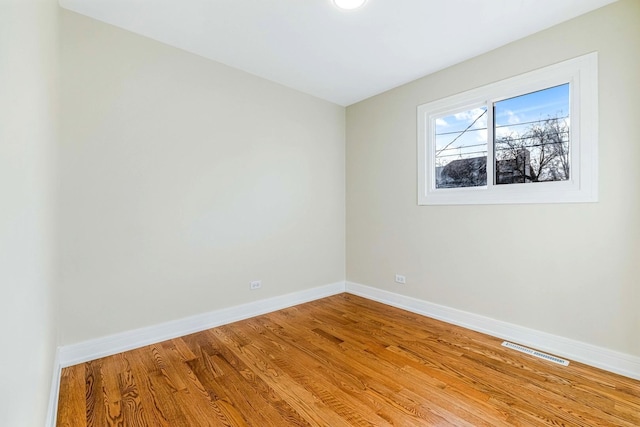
[[417, 52, 598, 205]]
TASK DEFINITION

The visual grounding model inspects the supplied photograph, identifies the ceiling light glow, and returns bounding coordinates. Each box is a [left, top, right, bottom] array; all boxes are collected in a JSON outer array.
[[333, 0, 367, 10]]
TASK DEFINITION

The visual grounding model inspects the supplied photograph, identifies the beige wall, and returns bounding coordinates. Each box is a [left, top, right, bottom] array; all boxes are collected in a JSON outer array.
[[0, 0, 59, 425], [347, 0, 640, 357], [59, 11, 345, 345]]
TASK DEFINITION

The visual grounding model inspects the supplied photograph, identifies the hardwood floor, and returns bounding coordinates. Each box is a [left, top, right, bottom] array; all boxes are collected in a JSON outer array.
[[57, 294, 640, 426]]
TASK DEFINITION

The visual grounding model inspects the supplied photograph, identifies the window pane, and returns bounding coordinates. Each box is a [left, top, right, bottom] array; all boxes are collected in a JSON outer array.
[[494, 84, 570, 185], [434, 107, 487, 188]]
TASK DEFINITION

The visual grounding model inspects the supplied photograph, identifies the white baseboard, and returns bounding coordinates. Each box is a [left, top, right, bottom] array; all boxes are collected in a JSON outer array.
[[45, 348, 61, 427], [58, 281, 346, 368], [346, 281, 640, 380]]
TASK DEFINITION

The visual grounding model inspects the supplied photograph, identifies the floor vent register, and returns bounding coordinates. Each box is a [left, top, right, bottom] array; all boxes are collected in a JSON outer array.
[[502, 341, 570, 366]]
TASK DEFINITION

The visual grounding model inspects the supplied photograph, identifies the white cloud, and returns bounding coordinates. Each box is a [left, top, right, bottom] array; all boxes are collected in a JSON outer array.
[[495, 109, 523, 139], [507, 110, 521, 125], [454, 107, 486, 123], [435, 117, 449, 128], [495, 126, 513, 139]]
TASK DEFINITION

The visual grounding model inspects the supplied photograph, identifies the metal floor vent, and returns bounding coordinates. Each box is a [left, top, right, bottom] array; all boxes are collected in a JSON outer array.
[[502, 341, 570, 366]]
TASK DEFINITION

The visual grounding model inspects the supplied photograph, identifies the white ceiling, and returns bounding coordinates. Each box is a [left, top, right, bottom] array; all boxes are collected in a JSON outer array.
[[59, 0, 617, 106]]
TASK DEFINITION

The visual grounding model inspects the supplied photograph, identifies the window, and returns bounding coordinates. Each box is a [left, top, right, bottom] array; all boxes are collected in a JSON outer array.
[[418, 53, 598, 205]]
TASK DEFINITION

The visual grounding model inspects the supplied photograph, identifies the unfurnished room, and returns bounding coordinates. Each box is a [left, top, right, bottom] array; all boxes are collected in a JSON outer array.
[[1, 0, 639, 426]]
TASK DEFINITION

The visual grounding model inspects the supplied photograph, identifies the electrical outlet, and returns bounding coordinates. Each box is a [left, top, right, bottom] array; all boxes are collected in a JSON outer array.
[[250, 280, 262, 290], [395, 274, 406, 284]]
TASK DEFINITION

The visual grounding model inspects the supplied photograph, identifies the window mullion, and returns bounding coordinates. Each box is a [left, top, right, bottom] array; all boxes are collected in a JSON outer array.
[[486, 101, 495, 189]]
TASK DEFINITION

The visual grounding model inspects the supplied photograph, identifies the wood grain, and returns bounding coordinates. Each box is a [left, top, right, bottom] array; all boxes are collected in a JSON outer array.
[[57, 294, 640, 426]]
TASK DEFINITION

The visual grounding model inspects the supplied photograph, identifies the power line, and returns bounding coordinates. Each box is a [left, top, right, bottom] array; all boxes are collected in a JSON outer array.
[[437, 150, 488, 159], [495, 140, 569, 150], [436, 142, 487, 153], [438, 132, 568, 155], [495, 115, 569, 129], [436, 115, 569, 137], [436, 131, 568, 156], [435, 109, 487, 156], [437, 127, 487, 137]]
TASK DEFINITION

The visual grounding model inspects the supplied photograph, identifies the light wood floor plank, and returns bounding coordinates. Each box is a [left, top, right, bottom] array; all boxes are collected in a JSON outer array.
[[57, 294, 640, 426], [57, 361, 85, 427]]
